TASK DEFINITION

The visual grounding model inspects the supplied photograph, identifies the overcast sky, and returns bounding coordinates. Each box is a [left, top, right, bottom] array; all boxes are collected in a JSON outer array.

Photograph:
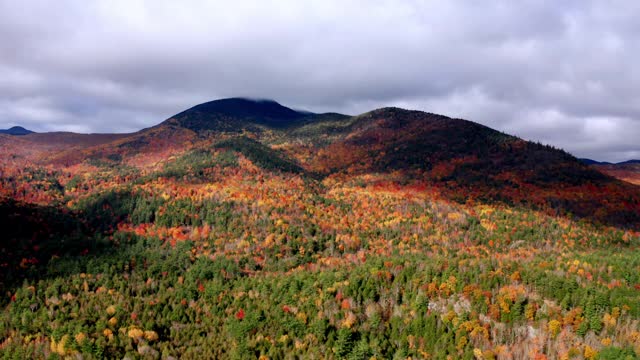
[[1, 1, 639, 161]]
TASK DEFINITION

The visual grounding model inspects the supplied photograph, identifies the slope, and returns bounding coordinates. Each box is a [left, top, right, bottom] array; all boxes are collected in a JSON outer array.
[[287, 107, 640, 228], [3, 99, 640, 359], [591, 162, 640, 186]]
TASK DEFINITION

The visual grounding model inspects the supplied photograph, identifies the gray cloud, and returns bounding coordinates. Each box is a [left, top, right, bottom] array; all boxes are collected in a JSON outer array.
[[0, 0, 639, 161]]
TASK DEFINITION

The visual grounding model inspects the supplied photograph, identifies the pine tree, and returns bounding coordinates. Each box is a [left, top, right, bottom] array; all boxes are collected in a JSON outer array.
[[335, 328, 353, 359]]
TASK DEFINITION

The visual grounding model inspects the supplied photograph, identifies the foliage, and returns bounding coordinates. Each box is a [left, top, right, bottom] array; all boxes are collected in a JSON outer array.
[[1, 105, 640, 358], [214, 136, 303, 174]]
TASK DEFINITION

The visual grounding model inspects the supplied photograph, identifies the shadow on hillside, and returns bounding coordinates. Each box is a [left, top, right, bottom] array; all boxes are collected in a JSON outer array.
[[0, 199, 119, 306], [373, 137, 640, 231], [431, 176, 640, 232]]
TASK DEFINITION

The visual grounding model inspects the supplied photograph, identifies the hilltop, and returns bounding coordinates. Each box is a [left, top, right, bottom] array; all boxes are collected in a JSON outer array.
[[165, 97, 315, 132], [0, 126, 34, 135]]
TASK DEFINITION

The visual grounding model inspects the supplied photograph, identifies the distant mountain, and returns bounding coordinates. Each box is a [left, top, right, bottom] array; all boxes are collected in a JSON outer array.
[[578, 158, 611, 165], [618, 159, 640, 165], [0, 126, 34, 135], [586, 159, 640, 186], [579, 158, 640, 165], [164, 97, 321, 132]]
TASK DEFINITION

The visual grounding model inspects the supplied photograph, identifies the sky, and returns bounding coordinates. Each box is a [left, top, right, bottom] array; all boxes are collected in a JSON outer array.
[[1, 1, 639, 162]]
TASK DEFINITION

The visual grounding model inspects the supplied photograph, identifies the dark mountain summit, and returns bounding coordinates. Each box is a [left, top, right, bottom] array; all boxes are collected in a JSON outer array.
[[185, 97, 306, 120], [165, 97, 319, 132], [0, 126, 34, 135]]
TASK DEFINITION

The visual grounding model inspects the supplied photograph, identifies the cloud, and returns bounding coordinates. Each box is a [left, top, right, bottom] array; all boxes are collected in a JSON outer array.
[[0, 0, 638, 161]]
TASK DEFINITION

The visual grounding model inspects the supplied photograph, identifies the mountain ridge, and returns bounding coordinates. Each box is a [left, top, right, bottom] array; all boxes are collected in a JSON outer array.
[[1, 97, 639, 228], [579, 158, 640, 165], [584, 159, 640, 186], [5, 99, 639, 167]]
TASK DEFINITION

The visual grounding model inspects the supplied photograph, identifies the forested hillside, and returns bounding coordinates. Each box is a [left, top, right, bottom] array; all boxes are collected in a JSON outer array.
[[1, 99, 639, 359]]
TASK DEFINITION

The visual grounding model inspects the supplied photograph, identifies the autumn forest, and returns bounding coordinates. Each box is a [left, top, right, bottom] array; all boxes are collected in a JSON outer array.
[[1, 98, 640, 360]]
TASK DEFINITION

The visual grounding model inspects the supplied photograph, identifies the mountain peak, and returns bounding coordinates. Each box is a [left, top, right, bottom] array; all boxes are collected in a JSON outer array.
[[183, 97, 306, 117], [0, 126, 34, 136], [167, 97, 313, 132], [232, 97, 280, 104]]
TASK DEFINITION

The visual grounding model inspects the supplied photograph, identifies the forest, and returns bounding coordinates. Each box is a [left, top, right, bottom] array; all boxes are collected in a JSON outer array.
[[1, 100, 640, 359]]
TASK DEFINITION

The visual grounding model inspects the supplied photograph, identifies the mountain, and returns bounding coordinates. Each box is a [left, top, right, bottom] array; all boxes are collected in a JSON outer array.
[[589, 160, 640, 186], [290, 107, 640, 226], [163, 97, 335, 132], [579, 158, 640, 166], [1, 98, 638, 228], [0, 126, 34, 135], [578, 158, 611, 165], [304, 107, 585, 177], [3, 98, 640, 359], [580, 159, 640, 185], [618, 159, 640, 165]]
